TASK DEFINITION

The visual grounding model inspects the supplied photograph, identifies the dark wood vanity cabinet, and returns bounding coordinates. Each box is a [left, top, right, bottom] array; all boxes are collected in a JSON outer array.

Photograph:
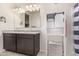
[[3, 33, 40, 56]]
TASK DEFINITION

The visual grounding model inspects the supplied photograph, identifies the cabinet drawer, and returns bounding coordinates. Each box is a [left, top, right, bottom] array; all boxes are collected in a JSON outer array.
[[17, 34, 34, 39], [3, 33, 16, 37], [3, 35, 16, 39]]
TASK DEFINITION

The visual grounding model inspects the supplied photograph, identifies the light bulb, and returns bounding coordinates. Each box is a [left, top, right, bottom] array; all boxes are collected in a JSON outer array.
[[18, 8, 22, 10], [29, 5, 32, 8], [26, 5, 29, 8]]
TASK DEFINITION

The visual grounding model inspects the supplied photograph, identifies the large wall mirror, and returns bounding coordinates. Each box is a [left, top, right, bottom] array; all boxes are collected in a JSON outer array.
[[14, 11, 41, 29], [13, 4, 41, 29]]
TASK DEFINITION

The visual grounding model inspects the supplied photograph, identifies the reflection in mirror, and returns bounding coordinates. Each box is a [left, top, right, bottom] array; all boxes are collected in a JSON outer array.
[[25, 14, 29, 27]]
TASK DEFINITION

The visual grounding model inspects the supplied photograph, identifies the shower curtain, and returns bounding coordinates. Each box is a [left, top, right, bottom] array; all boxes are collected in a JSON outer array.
[[74, 3, 79, 56]]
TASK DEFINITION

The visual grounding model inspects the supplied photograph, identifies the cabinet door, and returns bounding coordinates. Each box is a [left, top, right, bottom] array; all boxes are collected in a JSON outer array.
[[17, 34, 34, 55], [3, 33, 16, 51]]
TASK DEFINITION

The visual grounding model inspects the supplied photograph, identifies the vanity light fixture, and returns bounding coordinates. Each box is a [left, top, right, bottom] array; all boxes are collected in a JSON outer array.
[[13, 4, 40, 13]]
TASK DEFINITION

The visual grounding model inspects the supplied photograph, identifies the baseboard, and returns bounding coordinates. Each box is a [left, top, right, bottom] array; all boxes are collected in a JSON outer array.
[[0, 49, 5, 52], [40, 50, 46, 52]]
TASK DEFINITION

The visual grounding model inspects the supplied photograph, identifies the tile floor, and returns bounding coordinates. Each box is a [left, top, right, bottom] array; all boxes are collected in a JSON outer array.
[[0, 51, 46, 56]]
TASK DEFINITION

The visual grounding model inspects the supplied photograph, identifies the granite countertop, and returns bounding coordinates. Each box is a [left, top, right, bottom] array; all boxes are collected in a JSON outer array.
[[2, 30, 40, 34]]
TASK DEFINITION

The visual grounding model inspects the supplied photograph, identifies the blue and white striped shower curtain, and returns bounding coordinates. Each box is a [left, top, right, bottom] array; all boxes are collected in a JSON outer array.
[[74, 3, 79, 56]]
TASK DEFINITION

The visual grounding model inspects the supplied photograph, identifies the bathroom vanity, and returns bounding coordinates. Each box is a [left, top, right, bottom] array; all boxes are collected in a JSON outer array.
[[3, 30, 40, 56]]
